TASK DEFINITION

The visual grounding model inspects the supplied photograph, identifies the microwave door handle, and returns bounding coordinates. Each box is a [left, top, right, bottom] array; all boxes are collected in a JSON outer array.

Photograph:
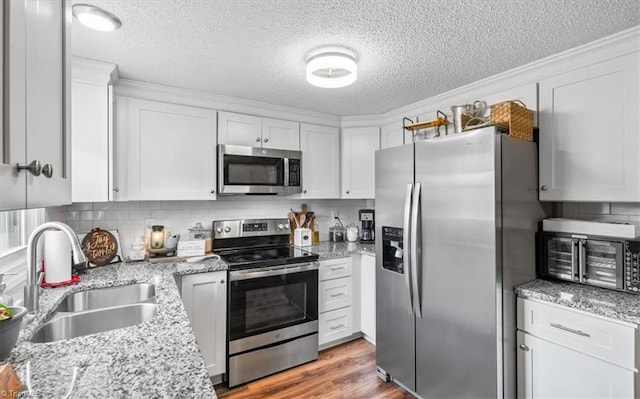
[[579, 239, 587, 282], [403, 183, 413, 315], [411, 182, 422, 319], [284, 158, 290, 187]]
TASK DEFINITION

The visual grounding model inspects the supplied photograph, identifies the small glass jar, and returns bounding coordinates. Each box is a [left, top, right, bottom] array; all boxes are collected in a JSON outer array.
[[149, 225, 165, 249], [188, 222, 212, 253]]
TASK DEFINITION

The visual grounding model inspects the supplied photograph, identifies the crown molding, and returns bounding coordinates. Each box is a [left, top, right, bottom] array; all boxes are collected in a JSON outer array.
[[114, 79, 342, 128], [72, 57, 119, 85], [379, 26, 640, 122]]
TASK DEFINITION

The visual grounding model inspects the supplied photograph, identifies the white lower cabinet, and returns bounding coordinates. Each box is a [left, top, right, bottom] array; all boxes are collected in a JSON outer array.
[[517, 298, 637, 398], [359, 253, 376, 344], [180, 271, 227, 377], [318, 257, 354, 346], [517, 331, 634, 399]]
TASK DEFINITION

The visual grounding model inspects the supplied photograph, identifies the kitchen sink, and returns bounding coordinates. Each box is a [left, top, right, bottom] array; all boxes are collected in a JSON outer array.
[[31, 303, 158, 343], [54, 283, 156, 313]]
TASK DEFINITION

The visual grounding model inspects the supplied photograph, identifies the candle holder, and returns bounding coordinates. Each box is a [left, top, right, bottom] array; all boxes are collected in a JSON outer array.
[[149, 225, 165, 249]]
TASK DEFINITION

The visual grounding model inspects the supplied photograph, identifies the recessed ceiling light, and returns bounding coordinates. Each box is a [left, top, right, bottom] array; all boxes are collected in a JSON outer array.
[[72, 4, 122, 32], [306, 48, 357, 89]]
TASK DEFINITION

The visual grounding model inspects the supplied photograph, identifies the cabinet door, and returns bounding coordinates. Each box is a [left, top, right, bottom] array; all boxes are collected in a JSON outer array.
[[539, 53, 640, 201], [360, 254, 376, 343], [181, 271, 227, 377], [71, 81, 110, 202], [261, 118, 299, 150], [1, 0, 27, 210], [299, 124, 340, 199], [517, 331, 634, 399], [217, 111, 262, 147], [341, 126, 380, 199], [123, 98, 218, 200], [25, 0, 70, 208], [381, 121, 405, 149]]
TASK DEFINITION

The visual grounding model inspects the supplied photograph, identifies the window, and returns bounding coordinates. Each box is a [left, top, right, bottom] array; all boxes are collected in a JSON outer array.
[[0, 208, 45, 256], [0, 208, 45, 304]]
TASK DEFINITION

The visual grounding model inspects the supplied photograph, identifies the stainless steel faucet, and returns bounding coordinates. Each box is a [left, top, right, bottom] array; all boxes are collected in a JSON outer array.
[[24, 222, 87, 312]]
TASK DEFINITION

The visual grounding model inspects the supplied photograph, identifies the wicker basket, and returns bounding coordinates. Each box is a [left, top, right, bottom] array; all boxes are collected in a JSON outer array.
[[490, 100, 533, 141]]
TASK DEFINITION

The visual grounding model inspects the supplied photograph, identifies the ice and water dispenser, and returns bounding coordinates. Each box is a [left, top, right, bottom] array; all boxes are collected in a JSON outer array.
[[381, 226, 404, 273]]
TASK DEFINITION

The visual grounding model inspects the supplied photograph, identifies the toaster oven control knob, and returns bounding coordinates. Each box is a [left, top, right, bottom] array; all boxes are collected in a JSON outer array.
[[216, 227, 223, 233], [278, 224, 285, 230], [224, 226, 232, 233]]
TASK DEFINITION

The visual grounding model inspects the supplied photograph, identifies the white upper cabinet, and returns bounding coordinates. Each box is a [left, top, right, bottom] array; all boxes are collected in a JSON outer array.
[[380, 121, 407, 149], [261, 118, 300, 150], [1, 0, 70, 210], [299, 124, 340, 199], [71, 59, 118, 203], [115, 97, 218, 201], [341, 127, 380, 199], [539, 52, 640, 202], [218, 111, 300, 150]]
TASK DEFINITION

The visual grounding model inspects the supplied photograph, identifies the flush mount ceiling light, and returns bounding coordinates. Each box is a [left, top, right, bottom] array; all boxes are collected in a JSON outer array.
[[72, 4, 122, 32], [306, 48, 357, 89]]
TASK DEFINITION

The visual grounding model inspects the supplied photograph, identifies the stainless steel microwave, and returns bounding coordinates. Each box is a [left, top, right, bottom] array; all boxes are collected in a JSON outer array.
[[539, 232, 640, 293], [217, 144, 302, 195]]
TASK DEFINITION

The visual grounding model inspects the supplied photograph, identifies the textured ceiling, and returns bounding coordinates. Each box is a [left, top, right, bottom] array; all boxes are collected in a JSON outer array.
[[70, 0, 640, 116]]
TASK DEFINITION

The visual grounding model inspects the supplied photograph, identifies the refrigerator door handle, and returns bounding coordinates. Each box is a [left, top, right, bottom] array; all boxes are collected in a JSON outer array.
[[411, 182, 422, 319], [403, 183, 414, 315]]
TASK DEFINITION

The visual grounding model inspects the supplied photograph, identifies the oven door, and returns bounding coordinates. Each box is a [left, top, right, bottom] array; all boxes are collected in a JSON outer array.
[[228, 262, 318, 355], [218, 144, 302, 195]]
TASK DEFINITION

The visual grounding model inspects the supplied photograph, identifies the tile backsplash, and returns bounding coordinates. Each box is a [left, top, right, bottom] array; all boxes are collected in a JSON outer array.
[[562, 202, 640, 222], [51, 198, 373, 257]]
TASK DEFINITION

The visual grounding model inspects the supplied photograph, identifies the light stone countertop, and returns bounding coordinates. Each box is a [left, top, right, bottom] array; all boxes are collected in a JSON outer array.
[[7, 258, 228, 399], [5, 241, 375, 398], [515, 279, 640, 325], [304, 241, 375, 259]]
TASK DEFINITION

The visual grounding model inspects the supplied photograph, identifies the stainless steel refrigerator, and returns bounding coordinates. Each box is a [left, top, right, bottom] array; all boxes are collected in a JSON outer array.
[[375, 126, 547, 398]]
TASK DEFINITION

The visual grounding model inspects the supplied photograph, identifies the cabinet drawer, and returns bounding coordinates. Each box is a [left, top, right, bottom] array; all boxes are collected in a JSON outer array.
[[517, 298, 636, 369], [319, 276, 352, 313], [319, 307, 353, 345], [319, 257, 352, 281]]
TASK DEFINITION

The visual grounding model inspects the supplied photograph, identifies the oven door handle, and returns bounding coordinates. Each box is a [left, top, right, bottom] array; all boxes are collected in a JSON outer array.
[[230, 262, 319, 281]]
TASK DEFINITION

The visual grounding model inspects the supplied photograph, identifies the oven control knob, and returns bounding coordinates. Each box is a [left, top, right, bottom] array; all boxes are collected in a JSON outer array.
[[216, 227, 223, 233], [224, 226, 231, 233], [278, 224, 285, 230]]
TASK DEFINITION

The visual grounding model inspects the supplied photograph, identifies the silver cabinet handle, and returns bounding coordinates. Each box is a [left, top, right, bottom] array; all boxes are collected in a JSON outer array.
[[330, 324, 345, 330], [330, 293, 344, 298], [519, 344, 529, 351], [330, 266, 344, 271], [113, 187, 120, 192], [42, 163, 53, 178], [303, 189, 307, 194], [16, 160, 41, 176], [263, 137, 269, 143], [210, 189, 215, 194], [550, 323, 590, 337], [220, 279, 225, 284], [540, 185, 548, 191], [256, 137, 261, 142], [346, 190, 350, 194]]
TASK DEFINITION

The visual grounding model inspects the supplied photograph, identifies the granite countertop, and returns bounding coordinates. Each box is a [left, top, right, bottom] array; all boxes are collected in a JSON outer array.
[[7, 258, 228, 399], [515, 279, 640, 325], [305, 241, 375, 259]]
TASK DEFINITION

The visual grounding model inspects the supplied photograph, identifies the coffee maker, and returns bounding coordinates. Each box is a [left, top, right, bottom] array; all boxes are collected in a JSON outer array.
[[359, 209, 375, 242]]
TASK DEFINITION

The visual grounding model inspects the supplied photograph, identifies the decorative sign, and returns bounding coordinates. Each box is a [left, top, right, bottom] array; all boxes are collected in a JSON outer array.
[[80, 228, 122, 267], [177, 240, 206, 257]]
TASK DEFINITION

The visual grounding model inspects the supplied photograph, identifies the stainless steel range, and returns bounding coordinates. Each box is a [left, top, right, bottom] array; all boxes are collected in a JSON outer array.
[[213, 218, 319, 387]]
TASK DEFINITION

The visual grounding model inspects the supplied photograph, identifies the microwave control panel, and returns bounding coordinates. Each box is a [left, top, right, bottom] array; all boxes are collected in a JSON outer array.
[[625, 240, 640, 292], [288, 159, 301, 186]]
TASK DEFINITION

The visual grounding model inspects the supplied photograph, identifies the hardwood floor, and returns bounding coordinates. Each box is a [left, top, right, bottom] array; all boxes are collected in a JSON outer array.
[[215, 338, 415, 399]]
